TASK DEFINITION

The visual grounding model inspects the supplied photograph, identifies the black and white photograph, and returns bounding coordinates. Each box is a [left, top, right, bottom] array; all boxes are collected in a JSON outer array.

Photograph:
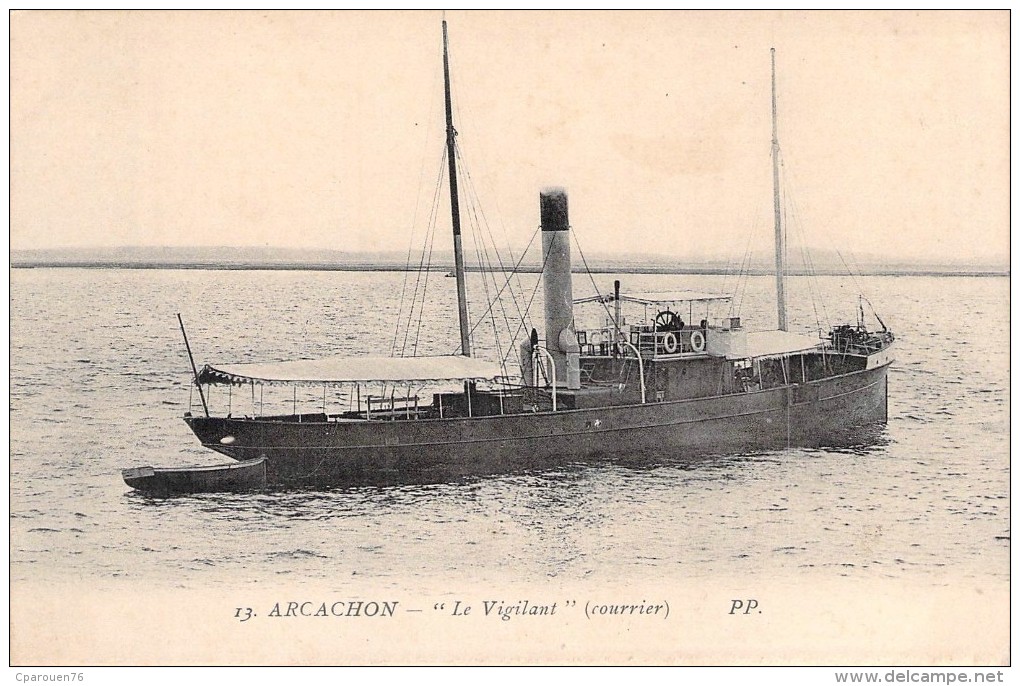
[[9, 10, 1009, 669]]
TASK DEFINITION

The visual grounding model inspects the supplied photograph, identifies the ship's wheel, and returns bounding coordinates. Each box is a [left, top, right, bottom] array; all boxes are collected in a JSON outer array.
[[655, 310, 681, 331]]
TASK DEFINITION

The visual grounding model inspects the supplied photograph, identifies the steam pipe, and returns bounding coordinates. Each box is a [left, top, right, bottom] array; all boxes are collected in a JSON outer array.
[[533, 345, 557, 412]]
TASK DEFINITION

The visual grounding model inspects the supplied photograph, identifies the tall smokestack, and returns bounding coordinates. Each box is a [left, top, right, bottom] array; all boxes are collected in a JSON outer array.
[[540, 188, 580, 390]]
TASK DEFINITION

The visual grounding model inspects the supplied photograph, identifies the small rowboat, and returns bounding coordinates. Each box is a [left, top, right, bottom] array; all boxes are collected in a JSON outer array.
[[122, 456, 267, 494]]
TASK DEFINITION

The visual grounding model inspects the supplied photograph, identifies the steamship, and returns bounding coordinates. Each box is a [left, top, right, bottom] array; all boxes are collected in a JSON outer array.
[[178, 24, 895, 488]]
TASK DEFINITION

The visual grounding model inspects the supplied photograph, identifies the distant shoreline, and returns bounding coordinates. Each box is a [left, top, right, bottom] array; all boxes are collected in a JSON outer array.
[[9, 261, 1009, 278]]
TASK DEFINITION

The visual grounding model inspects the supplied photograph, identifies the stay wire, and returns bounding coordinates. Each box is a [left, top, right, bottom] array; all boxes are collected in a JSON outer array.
[[399, 149, 445, 356], [571, 230, 619, 333], [455, 145, 504, 362], [463, 225, 541, 345], [456, 142, 533, 335], [401, 146, 447, 357], [391, 55, 444, 356], [460, 152, 504, 366], [781, 154, 831, 331], [495, 238, 552, 373]]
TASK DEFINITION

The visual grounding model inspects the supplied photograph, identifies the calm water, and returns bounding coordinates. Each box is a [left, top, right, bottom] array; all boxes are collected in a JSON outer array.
[[9, 268, 1009, 590]]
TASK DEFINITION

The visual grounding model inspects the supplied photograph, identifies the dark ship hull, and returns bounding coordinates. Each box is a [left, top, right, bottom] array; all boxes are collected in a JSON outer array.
[[164, 31, 898, 493], [184, 362, 889, 488]]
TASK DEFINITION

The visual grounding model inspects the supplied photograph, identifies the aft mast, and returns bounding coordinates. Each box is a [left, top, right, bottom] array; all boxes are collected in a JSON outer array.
[[443, 20, 472, 357], [771, 48, 788, 332]]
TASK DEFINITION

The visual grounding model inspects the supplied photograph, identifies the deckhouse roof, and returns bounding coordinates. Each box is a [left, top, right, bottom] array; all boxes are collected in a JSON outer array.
[[728, 330, 826, 360]]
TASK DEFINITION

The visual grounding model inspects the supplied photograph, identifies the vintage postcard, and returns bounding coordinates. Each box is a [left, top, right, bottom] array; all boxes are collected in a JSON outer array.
[[9, 10, 1009, 668]]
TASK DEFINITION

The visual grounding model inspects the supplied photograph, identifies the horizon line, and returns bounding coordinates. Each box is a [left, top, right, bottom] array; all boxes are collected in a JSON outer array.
[[9, 261, 1009, 278]]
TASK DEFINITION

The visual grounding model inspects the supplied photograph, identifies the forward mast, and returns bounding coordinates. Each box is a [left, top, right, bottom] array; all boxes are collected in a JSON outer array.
[[771, 48, 788, 332], [443, 20, 472, 357]]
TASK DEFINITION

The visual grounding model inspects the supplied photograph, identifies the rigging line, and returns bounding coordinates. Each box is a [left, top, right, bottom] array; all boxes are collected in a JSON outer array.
[[495, 237, 552, 368], [479, 251, 507, 370], [459, 163, 521, 367], [400, 147, 447, 355], [800, 239, 825, 333], [720, 219, 744, 307], [816, 185, 870, 288], [399, 154, 444, 356], [447, 44, 537, 351], [455, 144, 533, 335], [486, 250, 522, 369], [734, 140, 772, 320], [722, 144, 754, 315], [783, 163, 828, 331], [399, 148, 444, 358], [461, 163, 505, 367], [474, 181, 531, 337], [463, 224, 542, 342], [469, 210, 510, 368], [738, 139, 790, 319], [781, 155, 831, 329], [782, 147, 874, 317], [412, 182, 442, 357], [401, 146, 447, 357], [472, 150, 523, 313], [732, 207, 762, 318], [478, 224, 519, 356], [454, 143, 512, 349], [834, 248, 869, 302], [392, 52, 445, 356], [781, 165, 821, 333], [392, 230, 418, 355], [843, 246, 872, 302], [570, 229, 618, 333], [445, 44, 535, 349], [859, 295, 885, 331], [731, 214, 756, 317]]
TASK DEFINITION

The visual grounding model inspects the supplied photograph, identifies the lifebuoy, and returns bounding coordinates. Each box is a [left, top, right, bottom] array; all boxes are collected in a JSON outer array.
[[690, 330, 706, 352], [662, 332, 678, 354]]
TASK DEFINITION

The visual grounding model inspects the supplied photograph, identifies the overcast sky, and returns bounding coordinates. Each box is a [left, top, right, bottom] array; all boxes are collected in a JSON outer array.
[[10, 11, 1009, 264]]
